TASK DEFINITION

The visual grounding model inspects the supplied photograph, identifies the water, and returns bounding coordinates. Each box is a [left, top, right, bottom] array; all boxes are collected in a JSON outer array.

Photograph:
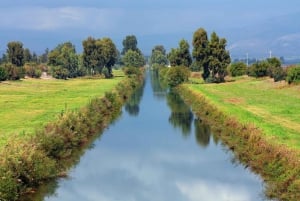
[[33, 71, 267, 201]]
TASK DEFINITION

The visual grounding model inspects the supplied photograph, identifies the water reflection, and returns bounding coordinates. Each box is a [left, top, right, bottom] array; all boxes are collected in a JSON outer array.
[[150, 70, 168, 99], [125, 80, 145, 116], [194, 118, 211, 148], [167, 91, 194, 137]]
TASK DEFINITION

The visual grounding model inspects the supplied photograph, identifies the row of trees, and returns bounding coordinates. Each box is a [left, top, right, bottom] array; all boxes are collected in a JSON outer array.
[[150, 28, 231, 83], [228, 58, 300, 84], [0, 35, 146, 81]]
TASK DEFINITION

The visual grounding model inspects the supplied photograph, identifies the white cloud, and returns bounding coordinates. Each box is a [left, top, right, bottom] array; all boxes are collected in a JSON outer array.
[[176, 180, 253, 201], [0, 7, 123, 31]]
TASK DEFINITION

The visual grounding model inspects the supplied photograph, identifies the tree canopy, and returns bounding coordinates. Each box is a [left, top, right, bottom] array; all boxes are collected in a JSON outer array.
[[150, 45, 168, 67], [168, 39, 192, 67], [7, 41, 24, 67], [82, 37, 118, 77], [48, 42, 79, 78], [121, 35, 142, 55], [192, 28, 231, 82], [122, 50, 145, 68]]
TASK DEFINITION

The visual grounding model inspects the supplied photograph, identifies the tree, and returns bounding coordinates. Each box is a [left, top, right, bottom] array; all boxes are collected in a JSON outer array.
[[167, 48, 181, 67], [7, 41, 24, 66], [248, 61, 270, 78], [101, 38, 118, 77], [266, 57, 285, 81], [150, 45, 168, 68], [23, 48, 32, 63], [40, 48, 49, 63], [167, 39, 192, 67], [192, 28, 209, 75], [178, 39, 192, 67], [122, 50, 145, 67], [121, 35, 141, 55], [286, 65, 300, 84], [228, 62, 247, 77], [82, 37, 118, 76], [152, 45, 166, 55], [48, 42, 79, 78], [207, 32, 231, 82]]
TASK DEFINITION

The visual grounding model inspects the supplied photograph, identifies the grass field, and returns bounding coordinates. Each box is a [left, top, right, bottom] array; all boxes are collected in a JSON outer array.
[[187, 76, 300, 149], [0, 71, 124, 144]]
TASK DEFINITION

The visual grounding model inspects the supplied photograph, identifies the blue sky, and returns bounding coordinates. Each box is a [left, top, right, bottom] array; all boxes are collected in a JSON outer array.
[[0, 0, 299, 58]]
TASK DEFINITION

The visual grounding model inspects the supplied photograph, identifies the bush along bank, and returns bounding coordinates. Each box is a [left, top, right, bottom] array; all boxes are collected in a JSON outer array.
[[177, 85, 300, 201], [0, 70, 144, 201]]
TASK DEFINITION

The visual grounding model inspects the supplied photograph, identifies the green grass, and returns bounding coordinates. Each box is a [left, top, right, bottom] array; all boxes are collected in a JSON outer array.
[[0, 70, 124, 143], [187, 76, 300, 149]]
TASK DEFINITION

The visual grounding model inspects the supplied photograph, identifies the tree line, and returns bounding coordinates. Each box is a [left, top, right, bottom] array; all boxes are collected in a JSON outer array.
[[150, 27, 300, 86], [0, 35, 145, 81], [150, 27, 231, 86]]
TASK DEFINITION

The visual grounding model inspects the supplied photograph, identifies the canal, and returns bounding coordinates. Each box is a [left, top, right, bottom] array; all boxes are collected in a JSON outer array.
[[31, 71, 268, 201]]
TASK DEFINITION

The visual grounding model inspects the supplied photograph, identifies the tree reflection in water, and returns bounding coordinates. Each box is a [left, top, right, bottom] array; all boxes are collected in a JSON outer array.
[[150, 70, 168, 99], [125, 80, 145, 116], [167, 91, 194, 137], [194, 118, 211, 148]]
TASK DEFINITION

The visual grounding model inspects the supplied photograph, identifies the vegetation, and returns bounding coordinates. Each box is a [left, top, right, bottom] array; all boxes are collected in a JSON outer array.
[[227, 62, 247, 77], [286, 65, 300, 84], [167, 39, 192, 67], [186, 77, 300, 149], [149, 45, 168, 69], [178, 84, 300, 200], [0, 71, 124, 143], [82, 37, 118, 77], [0, 69, 144, 201], [192, 28, 231, 82], [122, 49, 145, 67]]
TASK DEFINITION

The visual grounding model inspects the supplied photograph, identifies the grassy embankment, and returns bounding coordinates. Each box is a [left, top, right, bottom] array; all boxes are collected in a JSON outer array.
[[0, 70, 123, 146], [0, 69, 145, 201], [189, 76, 300, 149], [178, 76, 300, 200]]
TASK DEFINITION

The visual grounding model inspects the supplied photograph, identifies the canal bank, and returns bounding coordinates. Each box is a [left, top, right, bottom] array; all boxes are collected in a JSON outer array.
[[0, 70, 144, 201], [177, 84, 300, 201]]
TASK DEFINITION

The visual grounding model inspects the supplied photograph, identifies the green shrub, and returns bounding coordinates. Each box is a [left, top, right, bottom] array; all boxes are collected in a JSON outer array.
[[0, 66, 8, 81], [286, 66, 300, 84], [271, 66, 286, 82], [0, 167, 18, 201], [123, 66, 141, 77], [228, 62, 247, 77], [167, 66, 190, 87], [24, 63, 42, 78], [2, 63, 25, 80], [51, 66, 69, 79], [248, 61, 270, 78]]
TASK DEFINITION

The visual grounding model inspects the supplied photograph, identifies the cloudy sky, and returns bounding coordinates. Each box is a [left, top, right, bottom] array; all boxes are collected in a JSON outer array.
[[0, 0, 299, 58]]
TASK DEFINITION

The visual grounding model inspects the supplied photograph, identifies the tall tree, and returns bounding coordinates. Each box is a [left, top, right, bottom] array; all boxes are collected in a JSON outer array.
[[23, 48, 32, 63], [178, 39, 192, 67], [121, 35, 142, 55], [192, 28, 209, 78], [150, 45, 168, 67], [208, 32, 231, 82], [82, 37, 118, 76], [7, 41, 24, 66], [82, 37, 98, 74], [48, 42, 79, 78], [122, 50, 145, 67], [101, 37, 118, 77], [152, 45, 166, 55], [167, 39, 192, 67]]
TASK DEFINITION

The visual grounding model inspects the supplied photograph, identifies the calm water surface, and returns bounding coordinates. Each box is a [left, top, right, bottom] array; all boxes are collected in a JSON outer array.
[[36, 72, 267, 201]]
